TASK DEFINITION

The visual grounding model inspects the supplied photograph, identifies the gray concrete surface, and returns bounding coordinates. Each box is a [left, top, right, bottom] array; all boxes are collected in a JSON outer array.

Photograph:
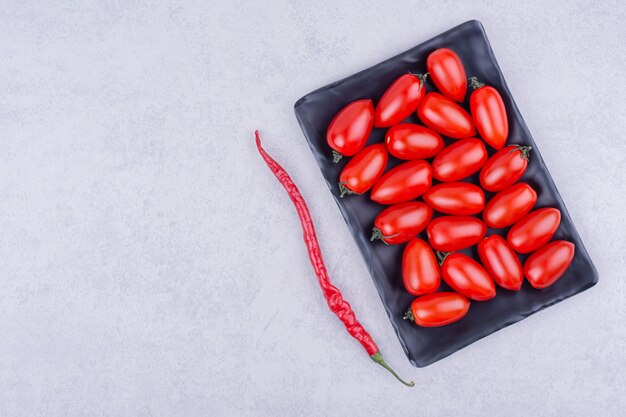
[[1, 1, 625, 416]]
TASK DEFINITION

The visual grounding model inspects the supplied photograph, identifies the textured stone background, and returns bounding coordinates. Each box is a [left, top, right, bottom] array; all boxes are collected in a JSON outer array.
[[1, 1, 625, 416]]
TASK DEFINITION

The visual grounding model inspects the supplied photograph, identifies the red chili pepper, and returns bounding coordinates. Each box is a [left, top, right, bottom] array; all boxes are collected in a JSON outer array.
[[255, 130, 414, 387]]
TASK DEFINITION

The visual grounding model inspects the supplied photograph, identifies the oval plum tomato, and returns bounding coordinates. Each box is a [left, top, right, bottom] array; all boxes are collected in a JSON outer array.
[[427, 216, 487, 251], [327, 99, 374, 162], [426, 48, 467, 102], [431, 138, 487, 182], [370, 160, 431, 205], [524, 240, 575, 289], [507, 208, 561, 254], [402, 238, 440, 295], [384, 124, 444, 160], [469, 77, 508, 150], [440, 252, 496, 301], [423, 183, 485, 215], [371, 202, 432, 245], [338, 144, 388, 197], [480, 145, 532, 192], [405, 292, 469, 327], [478, 235, 523, 290], [483, 183, 537, 229], [417, 93, 476, 139], [375, 73, 427, 128]]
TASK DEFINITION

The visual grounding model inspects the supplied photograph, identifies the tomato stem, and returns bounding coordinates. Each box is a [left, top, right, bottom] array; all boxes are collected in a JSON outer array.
[[338, 182, 356, 198], [508, 144, 533, 161], [408, 72, 428, 94], [408, 71, 428, 82], [403, 308, 414, 322], [370, 351, 415, 387], [469, 76, 484, 90], [332, 150, 343, 163], [435, 251, 452, 266], [370, 227, 400, 244], [370, 227, 383, 241]]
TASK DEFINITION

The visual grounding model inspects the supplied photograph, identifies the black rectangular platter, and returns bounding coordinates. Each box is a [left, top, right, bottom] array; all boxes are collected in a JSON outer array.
[[293, 20, 598, 367]]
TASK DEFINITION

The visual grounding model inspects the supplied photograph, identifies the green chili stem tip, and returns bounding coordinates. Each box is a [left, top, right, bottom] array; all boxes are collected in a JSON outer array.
[[370, 351, 415, 387]]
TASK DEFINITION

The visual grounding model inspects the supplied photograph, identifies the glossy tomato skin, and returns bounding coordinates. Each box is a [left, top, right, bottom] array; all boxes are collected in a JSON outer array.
[[327, 99, 374, 159], [402, 238, 440, 295], [426, 216, 487, 251], [478, 235, 523, 290], [480, 145, 531, 192], [441, 253, 496, 301], [370, 160, 431, 205], [409, 292, 469, 327], [427, 48, 467, 102], [417, 93, 476, 139], [372, 202, 432, 245], [375, 74, 426, 128], [338, 144, 388, 196], [431, 138, 487, 182], [524, 240, 575, 289], [385, 124, 444, 160], [483, 183, 537, 229], [507, 208, 561, 254], [423, 183, 485, 215], [470, 82, 508, 149]]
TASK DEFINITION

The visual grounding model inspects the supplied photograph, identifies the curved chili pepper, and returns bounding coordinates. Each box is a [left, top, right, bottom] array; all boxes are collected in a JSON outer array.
[[255, 130, 414, 387]]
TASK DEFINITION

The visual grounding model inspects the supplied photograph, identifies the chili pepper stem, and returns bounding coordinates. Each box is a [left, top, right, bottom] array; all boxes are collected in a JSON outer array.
[[469, 76, 485, 89], [370, 351, 415, 387], [332, 150, 343, 163]]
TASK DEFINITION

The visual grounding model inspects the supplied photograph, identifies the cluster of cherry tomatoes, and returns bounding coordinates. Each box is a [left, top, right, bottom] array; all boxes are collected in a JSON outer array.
[[326, 48, 575, 328]]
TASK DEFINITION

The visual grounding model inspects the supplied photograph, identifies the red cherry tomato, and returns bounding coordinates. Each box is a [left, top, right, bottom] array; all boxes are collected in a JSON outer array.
[[440, 253, 496, 301], [375, 73, 427, 128], [327, 99, 374, 162], [480, 145, 531, 192], [524, 240, 575, 289], [423, 183, 485, 215], [426, 48, 467, 102], [402, 238, 440, 295], [370, 160, 431, 205], [478, 235, 523, 290], [427, 216, 487, 251], [507, 208, 561, 254], [417, 92, 476, 139], [371, 202, 432, 245], [469, 77, 508, 149], [431, 138, 487, 182], [338, 144, 388, 197], [407, 292, 469, 327], [483, 183, 537, 229], [384, 124, 444, 160]]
